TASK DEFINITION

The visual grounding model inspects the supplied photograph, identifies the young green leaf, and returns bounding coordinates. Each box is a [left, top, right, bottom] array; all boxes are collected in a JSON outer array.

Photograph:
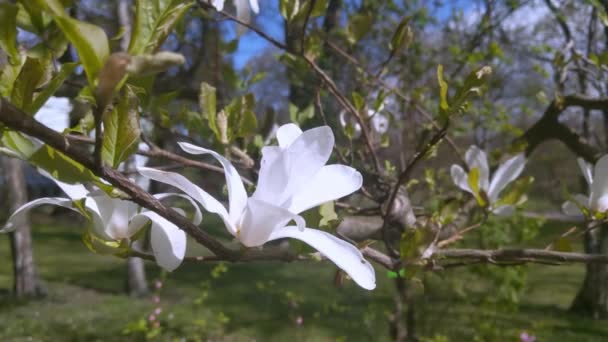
[[102, 87, 141, 168], [129, 0, 194, 54], [0, 2, 20, 64]]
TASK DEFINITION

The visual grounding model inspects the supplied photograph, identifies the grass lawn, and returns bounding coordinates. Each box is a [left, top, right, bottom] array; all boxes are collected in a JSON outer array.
[[1, 213, 608, 341]]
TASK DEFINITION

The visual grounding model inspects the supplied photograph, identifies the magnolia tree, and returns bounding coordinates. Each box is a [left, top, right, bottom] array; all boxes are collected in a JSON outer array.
[[3, 0, 608, 340]]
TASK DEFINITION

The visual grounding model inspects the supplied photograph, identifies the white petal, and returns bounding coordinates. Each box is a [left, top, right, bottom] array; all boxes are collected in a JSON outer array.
[[562, 198, 585, 216], [177, 142, 248, 224], [465, 145, 490, 192], [39, 169, 89, 200], [1, 197, 75, 232], [488, 154, 525, 203], [249, 0, 259, 13], [577, 158, 593, 186], [590, 155, 608, 211], [491, 205, 515, 216], [88, 195, 138, 240], [211, 0, 224, 10], [371, 113, 389, 134], [133, 211, 186, 272], [450, 164, 474, 195], [253, 126, 334, 206], [267, 226, 376, 290], [238, 198, 305, 247], [154, 193, 203, 225], [288, 165, 362, 214], [138, 167, 236, 234], [276, 123, 303, 148]]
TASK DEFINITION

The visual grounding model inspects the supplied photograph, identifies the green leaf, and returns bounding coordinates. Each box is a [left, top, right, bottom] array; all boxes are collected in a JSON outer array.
[[11, 57, 51, 111], [129, 0, 194, 54], [496, 176, 534, 207], [41, 0, 109, 86], [225, 93, 257, 140], [319, 201, 339, 228], [351, 91, 365, 111], [29, 145, 102, 185], [199, 82, 219, 138], [0, 51, 25, 97], [389, 16, 413, 53], [279, 0, 300, 21], [2, 131, 37, 157], [292, 0, 328, 21], [348, 14, 373, 44], [27, 62, 77, 115], [0, 2, 20, 65], [400, 229, 424, 260], [17, 1, 48, 34], [82, 229, 126, 255], [102, 87, 141, 168], [437, 64, 449, 112]]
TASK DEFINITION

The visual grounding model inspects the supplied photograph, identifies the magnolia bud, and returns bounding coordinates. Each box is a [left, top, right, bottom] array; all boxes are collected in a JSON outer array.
[[126, 51, 185, 76], [95, 52, 131, 111]]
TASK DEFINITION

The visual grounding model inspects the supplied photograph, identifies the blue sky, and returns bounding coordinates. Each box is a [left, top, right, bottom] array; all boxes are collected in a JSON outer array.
[[228, 0, 473, 70]]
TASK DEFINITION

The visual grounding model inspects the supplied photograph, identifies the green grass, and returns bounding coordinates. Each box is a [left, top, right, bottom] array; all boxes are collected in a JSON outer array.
[[1, 214, 608, 341]]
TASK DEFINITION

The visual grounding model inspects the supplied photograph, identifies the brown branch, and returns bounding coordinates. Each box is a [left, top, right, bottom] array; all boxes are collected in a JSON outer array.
[[0, 97, 237, 259], [518, 94, 608, 161], [434, 248, 608, 265]]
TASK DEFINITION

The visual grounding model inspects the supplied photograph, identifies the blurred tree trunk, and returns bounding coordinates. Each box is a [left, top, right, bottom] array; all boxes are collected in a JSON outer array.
[[115, 0, 149, 297], [571, 1, 608, 317], [2, 157, 45, 298], [571, 224, 608, 317]]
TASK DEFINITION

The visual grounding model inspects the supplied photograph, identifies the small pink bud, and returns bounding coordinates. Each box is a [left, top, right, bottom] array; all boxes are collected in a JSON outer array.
[[148, 314, 156, 322], [154, 280, 163, 289], [153, 321, 160, 329], [296, 316, 303, 326], [152, 296, 160, 304], [154, 307, 162, 315]]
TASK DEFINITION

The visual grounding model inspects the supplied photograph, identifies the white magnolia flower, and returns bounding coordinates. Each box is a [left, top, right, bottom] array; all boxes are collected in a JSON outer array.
[[562, 156, 608, 217], [139, 124, 376, 290], [451, 145, 526, 216], [339, 109, 389, 139], [0, 173, 201, 271], [211, 0, 259, 17]]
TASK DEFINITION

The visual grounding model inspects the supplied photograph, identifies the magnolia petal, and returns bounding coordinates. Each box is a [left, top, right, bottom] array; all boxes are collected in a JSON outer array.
[[88, 195, 139, 240], [1, 197, 75, 232], [577, 158, 593, 186], [488, 154, 525, 203], [370, 113, 389, 134], [253, 126, 334, 206], [267, 226, 376, 290], [238, 198, 305, 247], [177, 142, 248, 224], [133, 211, 186, 272], [211, 0, 224, 10], [249, 0, 259, 13], [465, 145, 490, 192], [154, 193, 203, 225], [590, 155, 608, 212], [39, 169, 89, 200], [491, 205, 515, 216], [138, 167, 236, 234], [450, 164, 474, 195], [288, 165, 362, 214], [562, 199, 584, 217], [276, 123, 303, 148]]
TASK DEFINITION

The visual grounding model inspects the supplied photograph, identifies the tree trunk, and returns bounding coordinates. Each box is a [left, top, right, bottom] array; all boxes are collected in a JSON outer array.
[[2, 157, 45, 298], [570, 223, 608, 317], [126, 256, 149, 297]]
